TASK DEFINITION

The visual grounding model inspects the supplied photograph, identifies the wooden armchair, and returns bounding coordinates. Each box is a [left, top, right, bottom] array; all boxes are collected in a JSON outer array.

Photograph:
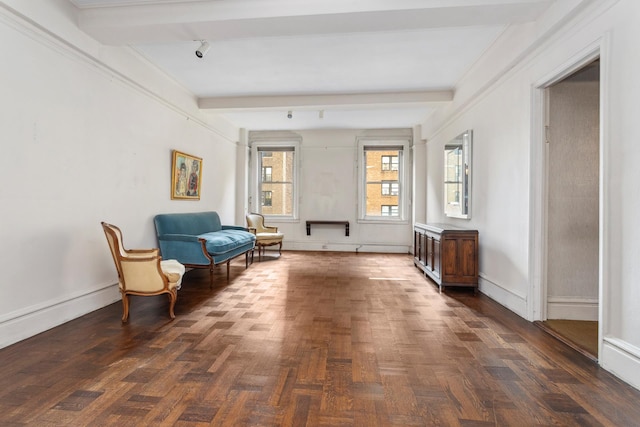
[[246, 213, 284, 261], [101, 222, 185, 322]]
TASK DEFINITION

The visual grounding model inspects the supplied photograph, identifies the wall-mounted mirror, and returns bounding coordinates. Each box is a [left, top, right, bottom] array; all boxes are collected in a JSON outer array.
[[444, 130, 472, 219]]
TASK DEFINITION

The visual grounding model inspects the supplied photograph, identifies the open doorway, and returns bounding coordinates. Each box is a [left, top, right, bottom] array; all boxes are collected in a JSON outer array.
[[537, 59, 600, 360]]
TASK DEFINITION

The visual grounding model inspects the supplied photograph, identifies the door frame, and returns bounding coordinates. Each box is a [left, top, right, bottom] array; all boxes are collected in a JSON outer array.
[[529, 35, 610, 359]]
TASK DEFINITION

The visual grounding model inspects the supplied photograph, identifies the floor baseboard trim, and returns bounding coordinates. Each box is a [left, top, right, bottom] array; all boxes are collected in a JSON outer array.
[[0, 284, 120, 349]]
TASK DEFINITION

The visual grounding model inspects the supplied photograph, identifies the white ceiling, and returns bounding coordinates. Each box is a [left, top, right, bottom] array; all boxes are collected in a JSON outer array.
[[69, 0, 556, 130]]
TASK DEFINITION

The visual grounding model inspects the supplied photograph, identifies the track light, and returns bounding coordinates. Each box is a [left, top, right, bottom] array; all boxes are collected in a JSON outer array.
[[195, 40, 210, 58], [287, 110, 292, 119]]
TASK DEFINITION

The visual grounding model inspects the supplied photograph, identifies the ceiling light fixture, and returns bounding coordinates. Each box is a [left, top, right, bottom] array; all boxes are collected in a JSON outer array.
[[195, 40, 210, 58], [319, 110, 324, 119], [287, 110, 292, 119]]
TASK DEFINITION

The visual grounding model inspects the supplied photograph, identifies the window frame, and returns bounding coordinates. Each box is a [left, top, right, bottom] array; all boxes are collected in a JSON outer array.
[[249, 136, 301, 221], [261, 190, 273, 207], [262, 166, 272, 182], [381, 205, 399, 216], [381, 180, 399, 196], [357, 137, 410, 223]]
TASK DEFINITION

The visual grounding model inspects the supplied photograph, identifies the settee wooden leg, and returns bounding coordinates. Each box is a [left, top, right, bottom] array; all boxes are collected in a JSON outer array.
[[226, 261, 230, 281]]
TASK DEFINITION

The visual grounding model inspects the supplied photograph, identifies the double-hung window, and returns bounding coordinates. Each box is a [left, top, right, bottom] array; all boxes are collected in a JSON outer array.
[[358, 137, 410, 222], [250, 136, 300, 219]]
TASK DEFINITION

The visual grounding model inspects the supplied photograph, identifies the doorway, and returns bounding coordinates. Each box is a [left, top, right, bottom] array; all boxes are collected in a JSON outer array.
[[539, 59, 600, 360]]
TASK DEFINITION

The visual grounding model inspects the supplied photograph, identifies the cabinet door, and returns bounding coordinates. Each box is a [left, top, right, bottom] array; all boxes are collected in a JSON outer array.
[[458, 236, 478, 278], [441, 234, 477, 284], [426, 235, 433, 270]]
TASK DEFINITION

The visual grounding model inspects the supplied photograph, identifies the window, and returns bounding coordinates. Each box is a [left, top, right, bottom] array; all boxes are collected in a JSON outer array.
[[381, 205, 398, 216], [358, 137, 410, 222], [381, 155, 398, 171], [381, 181, 399, 196], [250, 136, 300, 219], [261, 191, 272, 207], [262, 166, 272, 182]]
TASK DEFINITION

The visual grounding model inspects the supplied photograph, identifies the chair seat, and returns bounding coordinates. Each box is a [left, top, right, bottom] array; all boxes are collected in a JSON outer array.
[[161, 259, 186, 289], [255, 232, 284, 245]]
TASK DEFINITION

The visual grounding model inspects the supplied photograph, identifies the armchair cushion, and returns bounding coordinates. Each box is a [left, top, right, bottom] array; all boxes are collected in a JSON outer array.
[[254, 232, 284, 245]]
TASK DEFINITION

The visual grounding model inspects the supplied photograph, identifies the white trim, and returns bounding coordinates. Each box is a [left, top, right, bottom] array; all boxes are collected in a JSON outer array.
[[597, 30, 612, 370], [529, 37, 605, 325], [283, 241, 410, 254], [601, 338, 640, 391], [356, 135, 411, 223], [248, 132, 302, 220], [478, 274, 528, 319], [0, 283, 120, 349], [546, 297, 599, 321]]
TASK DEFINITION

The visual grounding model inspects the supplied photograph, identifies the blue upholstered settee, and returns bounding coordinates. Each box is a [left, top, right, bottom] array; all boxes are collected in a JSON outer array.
[[154, 211, 255, 285]]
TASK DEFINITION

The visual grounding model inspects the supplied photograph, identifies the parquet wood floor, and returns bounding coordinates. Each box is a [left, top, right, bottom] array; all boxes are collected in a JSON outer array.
[[1, 251, 639, 426]]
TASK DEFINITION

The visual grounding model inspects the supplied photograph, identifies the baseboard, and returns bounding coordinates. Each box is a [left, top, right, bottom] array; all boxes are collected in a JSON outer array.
[[601, 337, 640, 391], [547, 297, 598, 321], [478, 274, 528, 319], [282, 241, 410, 254], [0, 283, 120, 349]]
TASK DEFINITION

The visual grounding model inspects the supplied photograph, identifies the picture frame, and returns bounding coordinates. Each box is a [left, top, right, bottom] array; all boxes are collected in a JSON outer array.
[[171, 150, 202, 200]]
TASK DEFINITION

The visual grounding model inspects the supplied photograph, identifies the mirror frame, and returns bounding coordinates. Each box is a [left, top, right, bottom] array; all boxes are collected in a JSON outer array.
[[444, 129, 472, 219]]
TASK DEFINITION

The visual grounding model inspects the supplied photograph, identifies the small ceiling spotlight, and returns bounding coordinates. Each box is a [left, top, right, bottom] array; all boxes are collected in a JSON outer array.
[[287, 110, 293, 119], [195, 40, 210, 58], [319, 110, 324, 119]]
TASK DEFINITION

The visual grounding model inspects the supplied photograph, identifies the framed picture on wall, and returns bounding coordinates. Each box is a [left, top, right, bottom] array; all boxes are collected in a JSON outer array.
[[171, 150, 202, 200]]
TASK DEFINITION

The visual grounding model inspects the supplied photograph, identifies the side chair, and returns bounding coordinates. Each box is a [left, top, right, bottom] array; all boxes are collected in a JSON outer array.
[[101, 222, 185, 322]]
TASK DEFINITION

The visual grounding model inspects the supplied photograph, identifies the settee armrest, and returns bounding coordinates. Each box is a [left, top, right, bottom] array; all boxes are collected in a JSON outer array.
[[222, 225, 250, 232], [157, 234, 212, 266]]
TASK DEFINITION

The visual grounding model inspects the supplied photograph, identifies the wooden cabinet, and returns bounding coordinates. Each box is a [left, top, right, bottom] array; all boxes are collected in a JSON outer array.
[[414, 223, 478, 293]]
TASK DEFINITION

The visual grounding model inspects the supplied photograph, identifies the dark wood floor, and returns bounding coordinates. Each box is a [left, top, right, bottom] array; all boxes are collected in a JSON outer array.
[[2, 251, 639, 426]]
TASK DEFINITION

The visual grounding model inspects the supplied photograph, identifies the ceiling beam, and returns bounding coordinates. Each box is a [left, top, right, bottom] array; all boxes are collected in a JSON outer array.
[[76, 0, 552, 45], [197, 90, 454, 111]]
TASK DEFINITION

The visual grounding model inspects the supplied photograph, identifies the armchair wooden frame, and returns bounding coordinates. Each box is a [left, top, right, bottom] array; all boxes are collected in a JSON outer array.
[[102, 222, 183, 322]]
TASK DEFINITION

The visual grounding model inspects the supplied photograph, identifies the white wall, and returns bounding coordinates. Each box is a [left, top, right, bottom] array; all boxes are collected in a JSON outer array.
[[246, 129, 415, 254], [0, 2, 240, 348], [422, 0, 640, 389]]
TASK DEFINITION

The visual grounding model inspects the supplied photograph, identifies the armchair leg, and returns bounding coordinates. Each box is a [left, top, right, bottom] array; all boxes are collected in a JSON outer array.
[[226, 260, 230, 281], [167, 291, 177, 319], [279, 242, 282, 256], [121, 292, 130, 323]]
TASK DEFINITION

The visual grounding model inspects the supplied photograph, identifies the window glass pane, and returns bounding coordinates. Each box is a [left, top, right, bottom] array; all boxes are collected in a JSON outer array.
[[444, 146, 462, 215], [259, 149, 294, 216]]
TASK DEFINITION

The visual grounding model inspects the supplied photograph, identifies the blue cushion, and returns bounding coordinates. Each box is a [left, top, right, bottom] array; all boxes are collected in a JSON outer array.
[[198, 230, 255, 255]]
